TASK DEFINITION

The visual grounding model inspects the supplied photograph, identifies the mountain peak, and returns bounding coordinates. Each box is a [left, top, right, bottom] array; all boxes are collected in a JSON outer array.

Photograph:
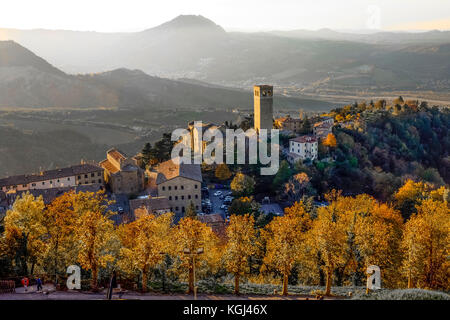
[[0, 40, 64, 75], [146, 15, 225, 33]]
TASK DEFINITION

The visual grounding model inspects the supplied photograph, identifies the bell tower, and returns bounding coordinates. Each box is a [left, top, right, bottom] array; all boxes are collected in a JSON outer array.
[[253, 85, 273, 133]]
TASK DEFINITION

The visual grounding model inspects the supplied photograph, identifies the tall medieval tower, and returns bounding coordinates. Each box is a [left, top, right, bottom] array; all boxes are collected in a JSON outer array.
[[253, 85, 273, 132]]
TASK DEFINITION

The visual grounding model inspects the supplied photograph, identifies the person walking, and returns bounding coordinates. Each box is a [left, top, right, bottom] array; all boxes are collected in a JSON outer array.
[[36, 277, 43, 292], [21, 277, 29, 292]]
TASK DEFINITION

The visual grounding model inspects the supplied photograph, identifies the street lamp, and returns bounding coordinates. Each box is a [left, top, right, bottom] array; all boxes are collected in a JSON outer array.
[[183, 247, 204, 299]]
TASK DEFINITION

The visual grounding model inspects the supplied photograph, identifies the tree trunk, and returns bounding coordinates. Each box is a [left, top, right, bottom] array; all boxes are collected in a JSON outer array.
[[282, 272, 289, 296], [188, 257, 194, 294], [91, 265, 98, 291], [142, 269, 148, 292], [407, 269, 413, 289], [234, 273, 240, 295], [325, 268, 332, 296]]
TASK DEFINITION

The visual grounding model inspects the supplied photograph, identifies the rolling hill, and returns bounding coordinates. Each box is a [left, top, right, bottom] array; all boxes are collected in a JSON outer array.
[[1, 15, 450, 92]]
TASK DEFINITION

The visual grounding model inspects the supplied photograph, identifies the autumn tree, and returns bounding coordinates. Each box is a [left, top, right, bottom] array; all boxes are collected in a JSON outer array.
[[402, 199, 449, 290], [352, 198, 404, 288], [261, 203, 311, 295], [171, 217, 220, 294], [394, 179, 431, 218], [215, 163, 232, 181], [118, 212, 173, 291], [41, 192, 79, 285], [322, 133, 337, 148], [3, 193, 46, 275], [223, 214, 257, 295], [231, 173, 255, 196], [307, 192, 348, 296], [73, 191, 118, 290], [284, 172, 311, 203]]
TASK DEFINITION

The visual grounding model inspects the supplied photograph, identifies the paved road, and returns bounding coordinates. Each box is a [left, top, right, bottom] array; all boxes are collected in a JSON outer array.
[[0, 291, 341, 300]]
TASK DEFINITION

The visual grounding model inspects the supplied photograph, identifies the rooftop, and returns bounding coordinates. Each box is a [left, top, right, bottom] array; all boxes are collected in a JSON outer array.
[[290, 135, 318, 143], [156, 158, 202, 184], [0, 163, 104, 187]]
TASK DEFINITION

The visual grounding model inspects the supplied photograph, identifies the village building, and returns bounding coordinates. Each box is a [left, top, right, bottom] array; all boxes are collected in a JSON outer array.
[[129, 196, 171, 219], [275, 115, 302, 133], [154, 158, 202, 217], [100, 149, 145, 195], [313, 117, 334, 138], [287, 135, 318, 164], [198, 213, 227, 238], [0, 163, 104, 193]]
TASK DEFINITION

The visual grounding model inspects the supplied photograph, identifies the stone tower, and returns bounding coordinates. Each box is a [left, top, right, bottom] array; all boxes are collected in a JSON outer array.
[[253, 85, 273, 132]]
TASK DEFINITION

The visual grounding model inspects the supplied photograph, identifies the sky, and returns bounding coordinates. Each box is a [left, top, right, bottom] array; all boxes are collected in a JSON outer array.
[[1, 0, 449, 32]]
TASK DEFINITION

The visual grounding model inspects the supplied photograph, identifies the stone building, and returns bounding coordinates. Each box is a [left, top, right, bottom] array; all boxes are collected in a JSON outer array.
[[275, 115, 303, 132], [100, 149, 145, 195], [313, 117, 334, 138], [0, 163, 104, 192], [129, 196, 171, 219], [254, 85, 273, 133], [155, 158, 202, 217], [287, 135, 318, 163]]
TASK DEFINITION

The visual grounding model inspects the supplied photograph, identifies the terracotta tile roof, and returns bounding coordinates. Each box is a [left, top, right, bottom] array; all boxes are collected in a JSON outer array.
[[156, 158, 202, 184], [0, 164, 103, 187], [129, 196, 170, 216], [108, 149, 126, 162], [290, 135, 318, 143], [99, 159, 120, 174]]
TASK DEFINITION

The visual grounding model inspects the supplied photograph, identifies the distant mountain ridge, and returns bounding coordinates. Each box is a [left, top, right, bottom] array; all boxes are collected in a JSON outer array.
[[1, 15, 450, 92], [0, 41, 334, 110]]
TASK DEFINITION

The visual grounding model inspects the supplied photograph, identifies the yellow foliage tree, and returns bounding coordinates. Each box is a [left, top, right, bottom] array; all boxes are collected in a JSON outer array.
[[215, 163, 232, 181], [41, 192, 79, 284], [118, 212, 173, 292], [307, 193, 349, 296], [73, 191, 118, 290], [261, 203, 311, 295], [3, 192, 46, 275], [402, 199, 449, 290], [171, 217, 220, 294], [322, 133, 337, 148], [223, 214, 257, 295]]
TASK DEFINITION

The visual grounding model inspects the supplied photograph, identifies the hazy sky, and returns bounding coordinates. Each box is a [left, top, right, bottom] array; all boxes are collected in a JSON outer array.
[[1, 0, 449, 32]]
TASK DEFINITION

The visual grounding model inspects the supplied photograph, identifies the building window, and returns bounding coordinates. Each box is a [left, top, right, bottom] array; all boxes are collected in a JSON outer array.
[[162, 186, 166, 191], [196, 206, 199, 210], [175, 207, 179, 211], [174, 186, 178, 190], [50, 181, 53, 184], [170, 207, 173, 211], [195, 195, 198, 199], [67, 178, 70, 181], [175, 196, 178, 200], [78, 176, 81, 179], [181, 185, 184, 190], [91, 173, 95, 177], [169, 196, 172, 200], [181, 195, 184, 200], [98, 172, 101, 176], [194, 184, 198, 189], [168, 186, 172, 191], [22, 184, 26, 188], [85, 174, 88, 178], [32, 183, 36, 187], [57, 179, 60, 183], [182, 207, 185, 213], [188, 195, 191, 199], [98, 179, 101, 183]]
